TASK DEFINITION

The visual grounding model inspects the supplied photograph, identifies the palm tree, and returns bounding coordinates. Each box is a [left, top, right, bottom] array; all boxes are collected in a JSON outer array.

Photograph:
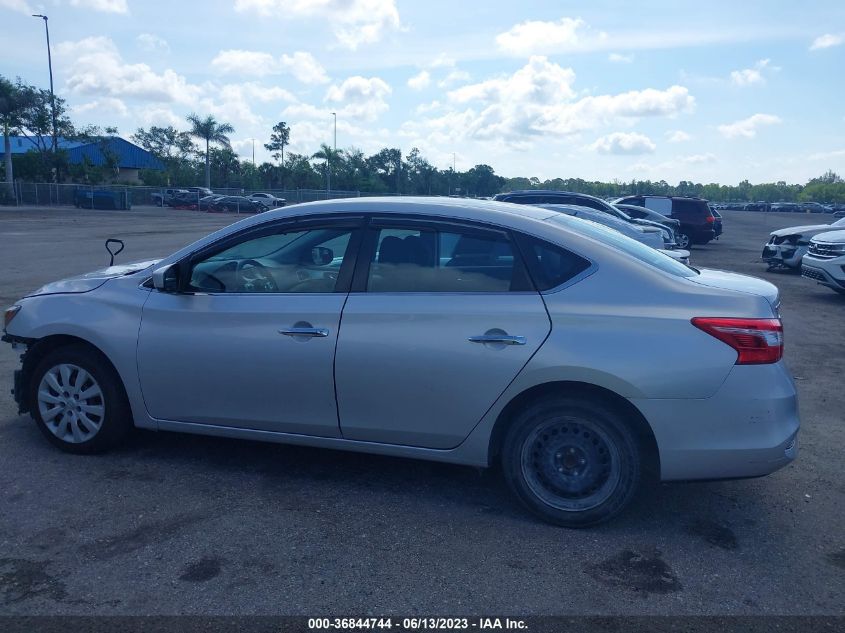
[[186, 113, 234, 188], [312, 143, 344, 193]]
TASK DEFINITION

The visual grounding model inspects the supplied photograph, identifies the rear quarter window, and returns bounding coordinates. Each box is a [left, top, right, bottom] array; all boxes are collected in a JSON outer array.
[[516, 235, 592, 291]]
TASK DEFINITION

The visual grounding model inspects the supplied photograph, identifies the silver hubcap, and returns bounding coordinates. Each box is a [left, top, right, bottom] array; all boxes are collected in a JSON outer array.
[[37, 363, 105, 443]]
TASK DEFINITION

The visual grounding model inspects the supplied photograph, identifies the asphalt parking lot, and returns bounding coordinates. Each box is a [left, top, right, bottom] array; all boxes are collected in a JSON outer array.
[[0, 205, 843, 616]]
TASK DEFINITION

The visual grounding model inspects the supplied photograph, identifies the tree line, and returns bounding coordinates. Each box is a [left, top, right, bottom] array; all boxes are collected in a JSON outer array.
[[3, 73, 845, 202]]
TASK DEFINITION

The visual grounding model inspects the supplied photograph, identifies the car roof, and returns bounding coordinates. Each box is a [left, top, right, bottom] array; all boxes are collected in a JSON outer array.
[[497, 190, 605, 201]]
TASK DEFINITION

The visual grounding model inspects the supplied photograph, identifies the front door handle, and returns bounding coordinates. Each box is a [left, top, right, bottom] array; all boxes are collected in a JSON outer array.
[[279, 327, 329, 338], [468, 334, 526, 345]]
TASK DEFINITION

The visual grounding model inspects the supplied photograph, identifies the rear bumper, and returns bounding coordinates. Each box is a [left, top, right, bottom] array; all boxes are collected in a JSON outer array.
[[691, 227, 716, 244], [631, 362, 799, 481]]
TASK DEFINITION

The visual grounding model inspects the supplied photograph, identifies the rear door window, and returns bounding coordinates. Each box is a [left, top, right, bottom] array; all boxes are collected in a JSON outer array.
[[365, 223, 530, 292]]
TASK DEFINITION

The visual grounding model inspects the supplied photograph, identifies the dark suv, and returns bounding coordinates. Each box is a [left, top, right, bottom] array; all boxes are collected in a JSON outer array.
[[612, 195, 716, 248]]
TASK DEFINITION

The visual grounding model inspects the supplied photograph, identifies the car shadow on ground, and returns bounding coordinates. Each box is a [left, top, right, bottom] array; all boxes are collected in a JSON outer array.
[[95, 425, 781, 540]]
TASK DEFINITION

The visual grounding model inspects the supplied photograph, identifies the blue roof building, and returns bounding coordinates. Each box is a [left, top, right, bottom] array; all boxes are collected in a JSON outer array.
[[6, 135, 164, 183]]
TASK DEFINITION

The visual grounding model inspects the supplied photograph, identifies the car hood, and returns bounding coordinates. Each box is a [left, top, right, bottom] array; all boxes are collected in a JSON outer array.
[[812, 229, 845, 244], [689, 268, 780, 309], [26, 259, 161, 297], [769, 224, 835, 238]]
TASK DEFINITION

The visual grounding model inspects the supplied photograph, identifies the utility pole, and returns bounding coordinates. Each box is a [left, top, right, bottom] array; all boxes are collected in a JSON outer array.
[[33, 14, 58, 181]]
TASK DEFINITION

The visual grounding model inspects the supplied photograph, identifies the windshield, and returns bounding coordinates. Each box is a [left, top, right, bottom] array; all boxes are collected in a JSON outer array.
[[547, 214, 697, 278]]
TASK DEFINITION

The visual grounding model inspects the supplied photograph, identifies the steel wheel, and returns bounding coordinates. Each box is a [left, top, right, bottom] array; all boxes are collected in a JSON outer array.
[[37, 363, 105, 443], [520, 417, 621, 512]]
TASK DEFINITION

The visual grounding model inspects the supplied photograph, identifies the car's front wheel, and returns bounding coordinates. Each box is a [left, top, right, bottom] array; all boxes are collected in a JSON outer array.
[[29, 345, 132, 454], [676, 232, 692, 249], [502, 396, 641, 527]]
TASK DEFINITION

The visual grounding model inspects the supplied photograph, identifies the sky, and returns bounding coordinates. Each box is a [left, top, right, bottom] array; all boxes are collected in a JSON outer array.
[[2, 0, 844, 184]]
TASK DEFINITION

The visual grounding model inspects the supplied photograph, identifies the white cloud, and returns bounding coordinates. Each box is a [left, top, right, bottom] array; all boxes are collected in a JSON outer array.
[[666, 130, 691, 143], [324, 76, 392, 122], [72, 97, 129, 118], [496, 17, 607, 55], [211, 50, 276, 76], [608, 53, 633, 63], [405, 57, 694, 148], [718, 113, 782, 139], [415, 100, 442, 114], [137, 106, 184, 128], [57, 37, 201, 104], [407, 70, 431, 90], [280, 51, 330, 84], [210, 50, 328, 83], [680, 153, 716, 164], [808, 149, 845, 160], [438, 68, 471, 88], [234, 0, 401, 50], [0, 0, 32, 13], [136, 33, 170, 53], [810, 33, 844, 50], [69, 0, 129, 13], [428, 54, 456, 68], [730, 59, 774, 86], [590, 132, 656, 155]]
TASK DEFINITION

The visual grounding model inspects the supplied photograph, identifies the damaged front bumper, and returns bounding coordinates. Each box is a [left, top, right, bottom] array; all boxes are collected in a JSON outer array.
[[762, 240, 807, 268]]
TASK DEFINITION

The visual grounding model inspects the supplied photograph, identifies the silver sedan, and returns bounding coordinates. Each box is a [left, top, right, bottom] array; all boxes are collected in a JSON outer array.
[[2, 197, 798, 527]]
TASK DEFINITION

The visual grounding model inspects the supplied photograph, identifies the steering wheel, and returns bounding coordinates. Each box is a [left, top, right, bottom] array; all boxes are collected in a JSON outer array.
[[236, 259, 278, 292]]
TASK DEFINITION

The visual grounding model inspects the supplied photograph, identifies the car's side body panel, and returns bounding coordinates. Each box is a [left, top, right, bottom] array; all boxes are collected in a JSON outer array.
[[334, 292, 551, 448]]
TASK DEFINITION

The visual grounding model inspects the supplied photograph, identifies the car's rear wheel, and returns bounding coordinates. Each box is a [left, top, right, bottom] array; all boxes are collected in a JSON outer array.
[[677, 232, 692, 249], [502, 396, 640, 527], [29, 345, 132, 454]]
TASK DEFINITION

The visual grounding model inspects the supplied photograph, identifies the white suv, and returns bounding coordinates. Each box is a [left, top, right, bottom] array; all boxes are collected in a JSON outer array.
[[801, 229, 845, 294]]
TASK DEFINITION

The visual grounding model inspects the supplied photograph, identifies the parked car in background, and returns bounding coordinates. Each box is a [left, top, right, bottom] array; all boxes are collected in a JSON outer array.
[[833, 207, 845, 218], [2, 197, 797, 527], [198, 195, 225, 212], [744, 202, 770, 212], [762, 217, 845, 270], [801, 229, 845, 294], [494, 191, 676, 243], [712, 209, 723, 238], [151, 189, 188, 207], [185, 187, 214, 198], [209, 196, 267, 213], [615, 204, 682, 235], [537, 203, 688, 263], [249, 192, 286, 208], [799, 202, 827, 214], [612, 195, 716, 249]]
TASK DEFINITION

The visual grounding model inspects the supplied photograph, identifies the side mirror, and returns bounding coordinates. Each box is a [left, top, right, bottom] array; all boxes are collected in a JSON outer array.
[[152, 264, 180, 292]]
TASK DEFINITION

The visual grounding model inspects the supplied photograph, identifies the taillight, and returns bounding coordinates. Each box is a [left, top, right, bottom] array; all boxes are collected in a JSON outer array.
[[705, 215, 715, 223], [691, 317, 783, 365]]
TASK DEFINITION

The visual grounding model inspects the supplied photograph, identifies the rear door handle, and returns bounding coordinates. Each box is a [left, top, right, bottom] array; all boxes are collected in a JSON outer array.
[[468, 335, 526, 345], [279, 327, 329, 338]]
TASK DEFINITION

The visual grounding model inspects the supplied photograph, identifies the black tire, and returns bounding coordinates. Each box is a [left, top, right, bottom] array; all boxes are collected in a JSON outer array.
[[501, 396, 641, 527], [28, 344, 132, 454]]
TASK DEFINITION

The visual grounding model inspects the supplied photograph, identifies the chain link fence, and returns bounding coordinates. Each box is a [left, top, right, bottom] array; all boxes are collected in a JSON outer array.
[[2, 182, 363, 209]]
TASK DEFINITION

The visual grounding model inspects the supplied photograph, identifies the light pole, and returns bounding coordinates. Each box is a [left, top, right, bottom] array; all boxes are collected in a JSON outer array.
[[247, 138, 256, 165], [32, 14, 58, 179], [328, 112, 336, 197]]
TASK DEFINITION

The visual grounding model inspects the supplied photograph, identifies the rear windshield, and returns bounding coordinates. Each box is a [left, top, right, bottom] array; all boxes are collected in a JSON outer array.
[[546, 215, 698, 278]]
